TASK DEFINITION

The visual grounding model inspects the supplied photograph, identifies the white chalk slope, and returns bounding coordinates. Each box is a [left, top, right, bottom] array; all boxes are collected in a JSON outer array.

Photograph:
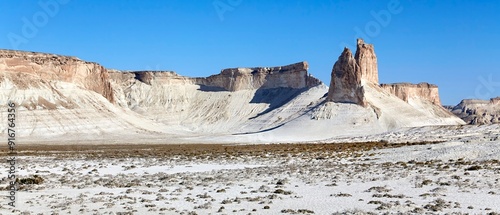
[[1, 71, 463, 144]]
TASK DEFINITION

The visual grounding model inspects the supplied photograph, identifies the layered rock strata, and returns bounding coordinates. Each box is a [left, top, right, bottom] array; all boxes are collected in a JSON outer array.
[[380, 83, 441, 105], [197, 61, 321, 91], [449, 98, 500, 124], [0, 49, 115, 103], [111, 61, 322, 92], [355, 38, 378, 84], [327, 48, 366, 106], [328, 39, 444, 108]]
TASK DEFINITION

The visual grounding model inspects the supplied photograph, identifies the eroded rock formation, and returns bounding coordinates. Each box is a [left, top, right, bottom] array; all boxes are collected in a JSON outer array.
[[380, 83, 441, 105], [110, 70, 195, 86], [355, 39, 378, 84], [0, 46, 466, 141], [491, 97, 500, 105], [1, 49, 322, 108], [197, 61, 322, 91], [0, 49, 115, 103], [328, 39, 445, 110], [327, 48, 367, 106], [449, 98, 500, 124], [327, 39, 381, 106], [111, 61, 322, 92]]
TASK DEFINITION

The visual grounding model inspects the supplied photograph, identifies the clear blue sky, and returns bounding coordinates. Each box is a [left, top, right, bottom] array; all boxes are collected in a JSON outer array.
[[1, 0, 499, 105]]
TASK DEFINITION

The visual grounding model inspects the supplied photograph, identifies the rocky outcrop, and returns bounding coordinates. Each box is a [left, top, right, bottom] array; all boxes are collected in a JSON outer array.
[[449, 98, 500, 124], [0, 46, 466, 142], [0, 49, 114, 103], [110, 61, 322, 92], [327, 39, 448, 113], [0, 49, 323, 113], [492, 97, 500, 105], [110, 70, 196, 86], [133, 71, 155, 85], [355, 39, 378, 84], [326, 39, 379, 107], [380, 83, 441, 105], [327, 48, 367, 106], [196, 61, 322, 91]]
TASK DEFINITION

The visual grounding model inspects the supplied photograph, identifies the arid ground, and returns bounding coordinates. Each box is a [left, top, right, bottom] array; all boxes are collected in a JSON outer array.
[[1, 141, 500, 214]]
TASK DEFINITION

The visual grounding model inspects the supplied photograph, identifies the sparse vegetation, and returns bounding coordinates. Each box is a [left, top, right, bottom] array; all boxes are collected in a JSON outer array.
[[331, 193, 352, 197], [16, 175, 44, 185], [4, 140, 499, 214], [465, 165, 482, 171], [274, 189, 292, 195]]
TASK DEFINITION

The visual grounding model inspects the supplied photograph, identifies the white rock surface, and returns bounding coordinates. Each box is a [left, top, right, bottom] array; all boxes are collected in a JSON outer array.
[[0, 46, 465, 144]]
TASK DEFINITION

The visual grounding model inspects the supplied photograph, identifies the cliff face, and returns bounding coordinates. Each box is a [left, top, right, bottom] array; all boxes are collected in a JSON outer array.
[[450, 98, 500, 124], [380, 83, 441, 105], [355, 39, 378, 84], [327, 39, 381, 107], [196, 61, 321, 91], [110, 70, 195, 86], [329, 39, 442, 107], [0, 47, 465, 142], [492, 97, 500, 105], [0, 49, 323, 113], [327, 48, 366, 106], [0, 50, 114, 103], [325, 39, 462, 126], [110, 61, 322, 92]]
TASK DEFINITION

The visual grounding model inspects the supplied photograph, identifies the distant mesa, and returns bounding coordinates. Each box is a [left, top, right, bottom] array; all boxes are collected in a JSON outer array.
[[448, 97, 500, 124], [112, 61, 323, 92], [380, 83, 441, 106], [492, 97, 500, 105], [197, 61, 322, 91]]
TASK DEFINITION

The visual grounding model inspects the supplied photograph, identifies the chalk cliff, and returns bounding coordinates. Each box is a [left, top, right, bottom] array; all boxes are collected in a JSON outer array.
[[355, 39, 378, 84], [326, 39, 380, 106], [327, 39, 443, 108], [325, 39, 462, 128], [380, 82, 441, 105], [197, 61, 322, 91], [327, 48, 366, 106], [111, 61, 322, 91], [0, 49, 114, 105], [0, 44, 464, 144], [449, 98, 500, 124]]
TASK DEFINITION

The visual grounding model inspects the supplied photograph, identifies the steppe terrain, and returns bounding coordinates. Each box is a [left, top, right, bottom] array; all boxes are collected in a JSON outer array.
[[1, 39, 499, 214], [1, 124, 500, 214]]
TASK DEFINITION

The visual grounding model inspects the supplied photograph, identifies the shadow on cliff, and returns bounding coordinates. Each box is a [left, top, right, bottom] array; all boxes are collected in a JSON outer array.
[[233, 100, 326, 135], [248, 87, 308, 120]]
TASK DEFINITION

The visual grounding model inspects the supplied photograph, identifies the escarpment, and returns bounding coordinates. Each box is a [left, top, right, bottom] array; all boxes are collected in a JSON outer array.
[[380, 83, 441, 105], [491, 97, 500, 105], [0, 42, 465, 143], [0, 49, 115, 104], [111, 61, 322, 91], [449, 98, 500, 124], [109, 70, 195, 86], [196, 61, 322, 91], [0, 49, 322, 112]]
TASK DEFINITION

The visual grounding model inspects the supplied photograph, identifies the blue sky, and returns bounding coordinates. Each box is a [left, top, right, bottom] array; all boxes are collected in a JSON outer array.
[[1, 0, 499, 105]]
